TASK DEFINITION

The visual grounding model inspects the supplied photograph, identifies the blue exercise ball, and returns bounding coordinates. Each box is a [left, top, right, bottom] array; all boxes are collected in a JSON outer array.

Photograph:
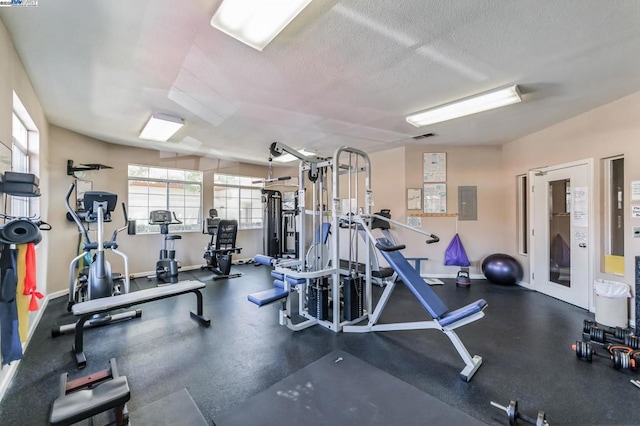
[[481, 253, 523, 286]]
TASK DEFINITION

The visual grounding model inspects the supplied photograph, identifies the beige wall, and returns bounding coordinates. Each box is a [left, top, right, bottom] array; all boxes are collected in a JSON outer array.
[[502, 91, 640, 301], [0, 17, 49, 395], [397, 144, 506, 276], [47, 126, 268, 293]]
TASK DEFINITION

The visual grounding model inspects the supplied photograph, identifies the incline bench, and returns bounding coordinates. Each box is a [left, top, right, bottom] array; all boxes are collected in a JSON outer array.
[[344, 238, 487, 382], [71, 280, 210, 368]]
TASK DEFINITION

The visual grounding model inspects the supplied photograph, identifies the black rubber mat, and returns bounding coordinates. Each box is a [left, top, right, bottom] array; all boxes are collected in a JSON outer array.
[[214, 349, 486, 426], [130, 388, 207, 426]]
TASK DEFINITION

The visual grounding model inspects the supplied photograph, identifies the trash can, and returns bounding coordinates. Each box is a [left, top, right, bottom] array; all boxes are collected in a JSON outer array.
[[594, 280, 631, 328]]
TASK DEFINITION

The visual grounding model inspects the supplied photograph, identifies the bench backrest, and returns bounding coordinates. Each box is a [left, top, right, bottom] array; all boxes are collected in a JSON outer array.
[[376, 238, 449, 319]]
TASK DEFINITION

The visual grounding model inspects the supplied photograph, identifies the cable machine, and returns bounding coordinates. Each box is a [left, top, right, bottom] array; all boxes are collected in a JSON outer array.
[[249, 143, 374, 333]]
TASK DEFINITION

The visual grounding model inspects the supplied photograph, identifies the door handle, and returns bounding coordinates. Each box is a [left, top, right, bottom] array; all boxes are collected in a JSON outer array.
[[579, 243, 587, 248]]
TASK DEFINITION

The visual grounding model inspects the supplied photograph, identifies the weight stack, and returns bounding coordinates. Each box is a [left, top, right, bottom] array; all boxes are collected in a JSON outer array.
[[343, 275, 363, 321], [308, 278, 329, 320], [636, 256, 640, 331]]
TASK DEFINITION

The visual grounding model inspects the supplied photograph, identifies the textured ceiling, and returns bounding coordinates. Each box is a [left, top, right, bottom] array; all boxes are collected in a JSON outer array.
[[1, 0, 640, 164]]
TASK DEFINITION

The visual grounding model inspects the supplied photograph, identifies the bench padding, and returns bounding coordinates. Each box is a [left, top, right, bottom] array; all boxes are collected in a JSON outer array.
[[248, 287, 288, 306], [72, 280, 205, 315], [376, 238, 486, 326], [50, 376, 130, 426], [254, 255, 274, 266], [437, 299, 487, 327], [270, 271, 306, 286]]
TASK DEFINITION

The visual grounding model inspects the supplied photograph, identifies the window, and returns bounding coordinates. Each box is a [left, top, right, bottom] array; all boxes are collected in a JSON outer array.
[[517, 174, 528, 255], [604, 156, 624, 275], [128, 165, 203, 234], [11, 112, 31, 217], [213, 173, 263, 229]]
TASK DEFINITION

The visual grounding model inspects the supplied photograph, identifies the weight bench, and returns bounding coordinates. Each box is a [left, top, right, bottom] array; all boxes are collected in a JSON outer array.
[[50, 358, 130, 426], [344, 238, 487, 382], [71, 280, 210, 368]]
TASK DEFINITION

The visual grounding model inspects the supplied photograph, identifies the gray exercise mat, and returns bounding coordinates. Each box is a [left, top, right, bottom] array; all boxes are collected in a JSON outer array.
[[215, 349, 486, 426], [130, 388, 208, 426]]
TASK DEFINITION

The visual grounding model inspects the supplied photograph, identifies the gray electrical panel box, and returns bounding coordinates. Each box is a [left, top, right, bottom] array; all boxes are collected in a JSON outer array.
[[458, 186, 477, 221]]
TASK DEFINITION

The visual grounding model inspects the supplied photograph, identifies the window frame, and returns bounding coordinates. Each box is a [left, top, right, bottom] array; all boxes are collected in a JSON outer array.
[[213, 173, 264, 230], [11, 111, 32, 218], [127, 164, 203, 234], [603, 155, 624, 275], [517, 174, 528, 255]]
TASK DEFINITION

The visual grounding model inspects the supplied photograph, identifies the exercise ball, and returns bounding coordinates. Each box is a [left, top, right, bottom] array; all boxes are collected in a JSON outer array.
[[481, 253, 523, 286]]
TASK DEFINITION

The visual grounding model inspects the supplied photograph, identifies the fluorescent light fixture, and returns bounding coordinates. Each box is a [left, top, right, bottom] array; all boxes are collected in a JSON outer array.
[[406, 84, 521, 127], [139, 113, 184, 142], [210, 0, 312, 51], [273, 148, 315, 163]]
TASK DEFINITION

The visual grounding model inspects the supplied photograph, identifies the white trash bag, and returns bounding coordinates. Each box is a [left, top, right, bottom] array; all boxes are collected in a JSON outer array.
[[594, 280, 631, 298]]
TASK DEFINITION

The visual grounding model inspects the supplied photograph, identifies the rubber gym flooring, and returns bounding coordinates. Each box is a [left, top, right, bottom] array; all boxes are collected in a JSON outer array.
[[0, 264, 638, 425]]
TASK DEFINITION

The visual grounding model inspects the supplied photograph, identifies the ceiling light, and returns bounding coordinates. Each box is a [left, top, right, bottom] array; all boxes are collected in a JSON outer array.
[[406, 84, 521, 127], [139, 113, 184, 142], [273, 148, 315, 163], [211, 0, 312, 51]]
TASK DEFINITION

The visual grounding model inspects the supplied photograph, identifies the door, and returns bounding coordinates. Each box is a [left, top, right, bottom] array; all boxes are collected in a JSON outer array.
[[531, 160, 592, 309]]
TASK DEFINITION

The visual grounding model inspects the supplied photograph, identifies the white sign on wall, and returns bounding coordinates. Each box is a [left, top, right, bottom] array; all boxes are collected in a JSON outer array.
[[573, 186, 588, 227], [632, 181, 640, 201], [632, 205, 640, 219]]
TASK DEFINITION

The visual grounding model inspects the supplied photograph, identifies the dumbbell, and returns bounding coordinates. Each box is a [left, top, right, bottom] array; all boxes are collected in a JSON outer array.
[[582, 320, 634, 343], [573, 341, 640, 370], [490, 400, 549, 426], [584, 328, 640, 350]]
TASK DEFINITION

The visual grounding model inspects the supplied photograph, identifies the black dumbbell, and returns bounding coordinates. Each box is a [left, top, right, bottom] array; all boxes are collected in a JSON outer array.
[[490, 400, 549, 426], [624, 335, 640, 350], [573, 341, 640, 371], [583, 320, 632, 342], [573, 340, 595, 362], [611, 347, 640, 370]]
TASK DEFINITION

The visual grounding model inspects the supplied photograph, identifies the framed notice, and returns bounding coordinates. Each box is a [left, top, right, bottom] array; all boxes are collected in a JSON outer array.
[[572, 186, 588, 227], [423, 152, 446, 182], [407, 188, 422, 210], [423, 183, 447, 213]]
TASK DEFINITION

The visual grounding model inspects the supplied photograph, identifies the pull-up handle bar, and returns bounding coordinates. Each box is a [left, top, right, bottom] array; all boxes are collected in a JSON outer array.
[[375, 242, 406, 252], [426, 234, 440, 244]]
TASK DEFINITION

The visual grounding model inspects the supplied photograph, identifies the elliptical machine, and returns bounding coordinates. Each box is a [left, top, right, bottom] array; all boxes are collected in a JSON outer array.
[[150, 210, 182, 284], [52, 182, 140, 337]]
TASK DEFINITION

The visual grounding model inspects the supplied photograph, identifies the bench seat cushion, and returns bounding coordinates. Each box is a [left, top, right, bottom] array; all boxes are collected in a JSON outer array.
[[271, 271, 306, 286], [437, 299, 487, 327], [247, 287, 288, 306], [254, 255, 274, 266], [72, 280, 205, 316], [50, 376, 130, 426]]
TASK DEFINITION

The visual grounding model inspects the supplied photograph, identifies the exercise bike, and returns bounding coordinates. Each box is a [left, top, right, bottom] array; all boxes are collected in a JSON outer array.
[[202, 209, 243, 280], [150, 210, 182, 284], [52, 183, 140, 337]]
